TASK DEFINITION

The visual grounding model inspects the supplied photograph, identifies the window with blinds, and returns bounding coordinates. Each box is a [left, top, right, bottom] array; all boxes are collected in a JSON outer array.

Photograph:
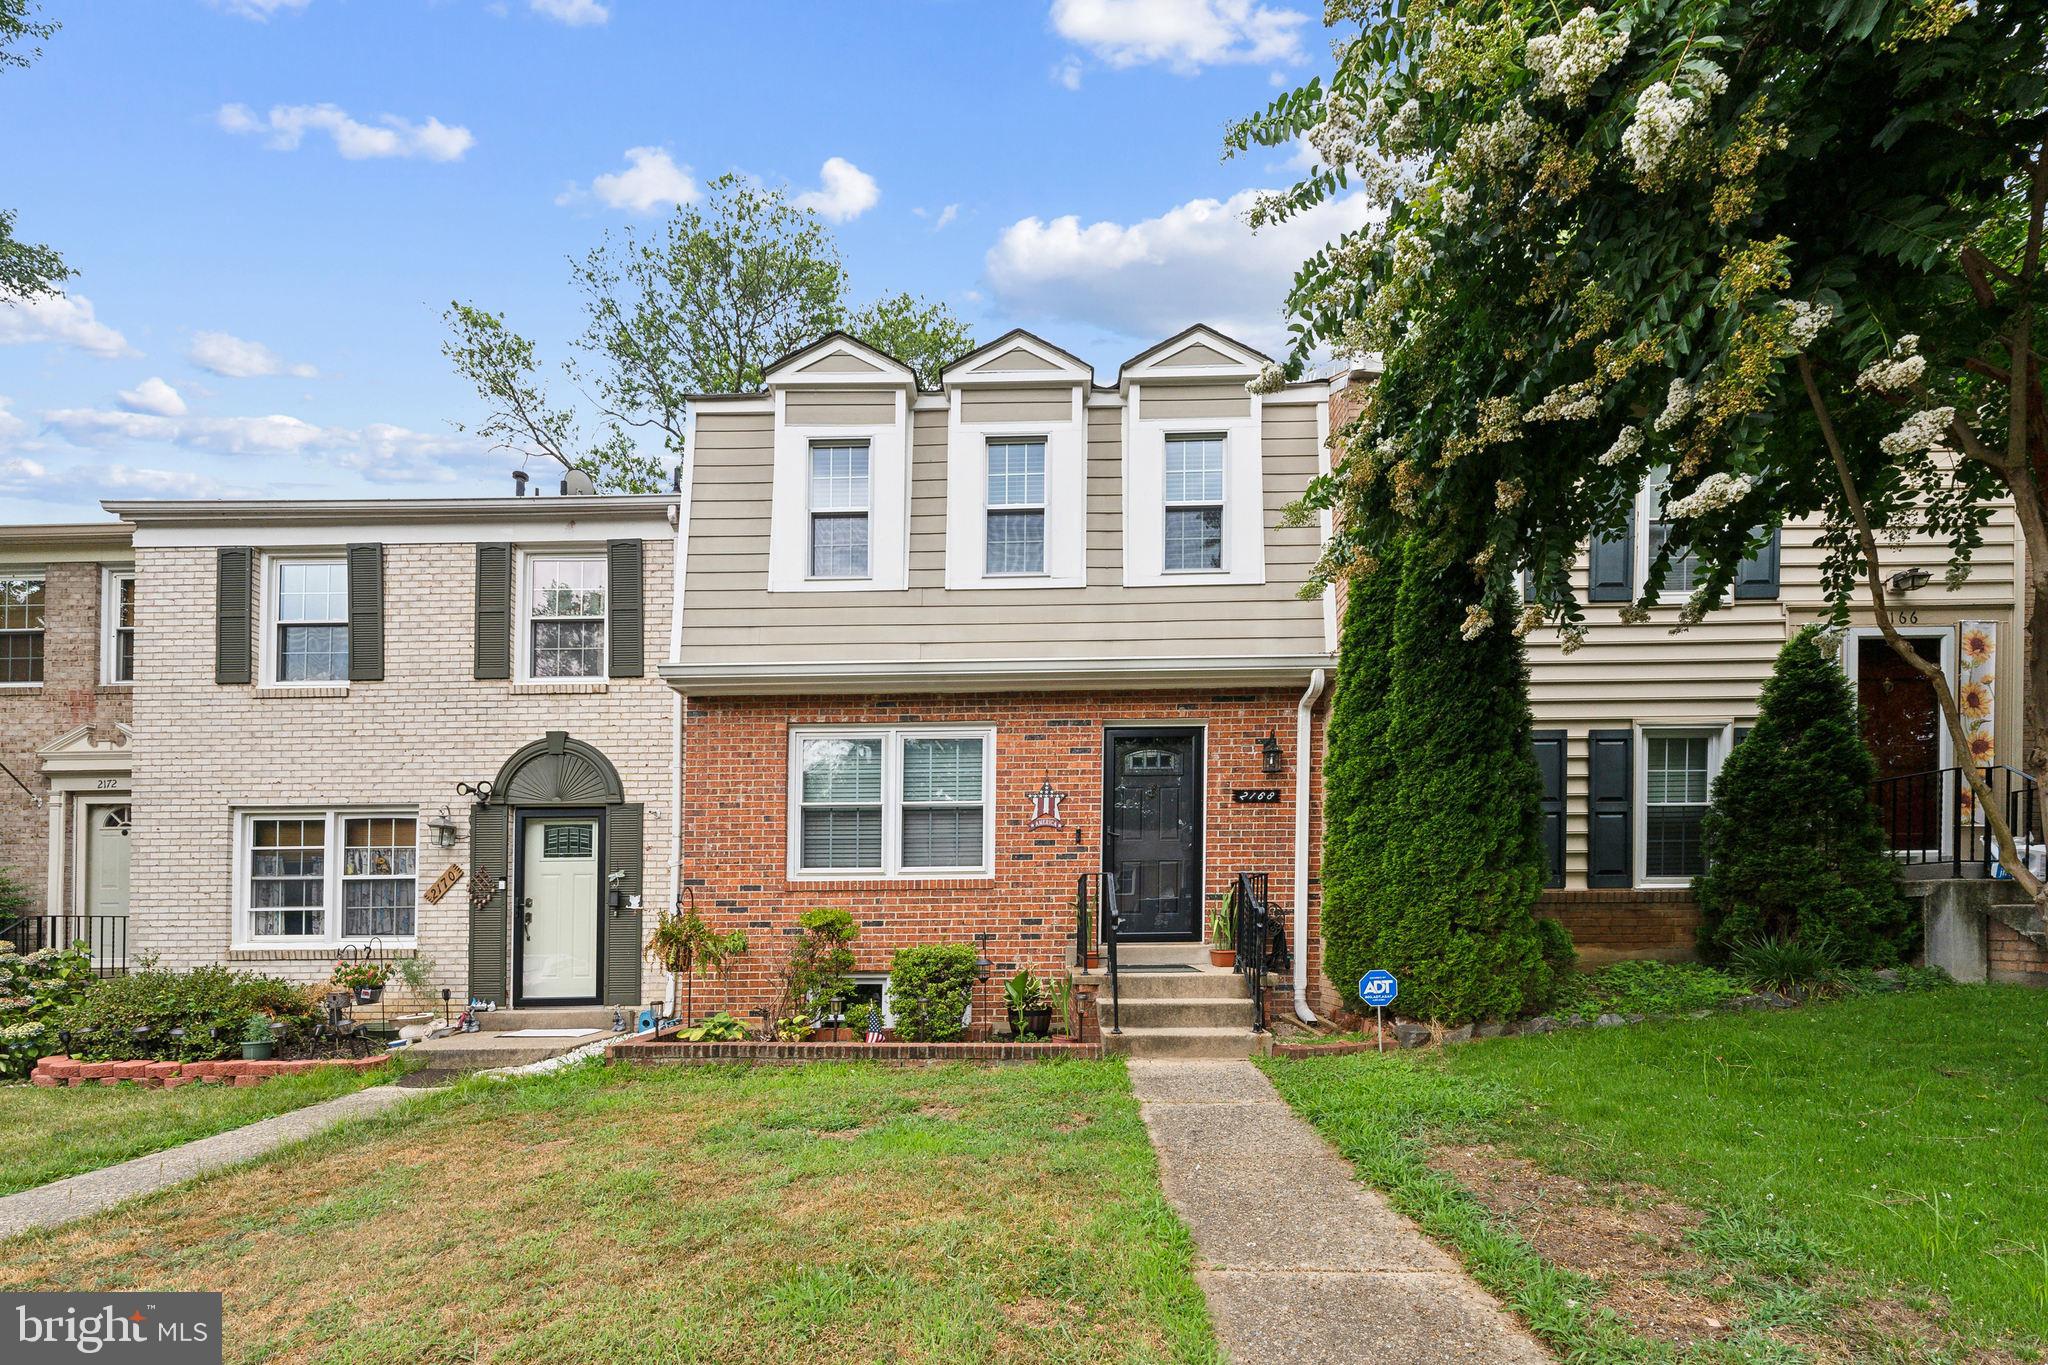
[[985, 439, 1046, 576], [793, 729, 992, 877], [809, 441, 871, 578], [1643, 731, 1715, 880]]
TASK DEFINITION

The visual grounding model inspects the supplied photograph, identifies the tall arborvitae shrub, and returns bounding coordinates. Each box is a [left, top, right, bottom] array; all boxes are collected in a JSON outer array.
[[1323, 543, 1564, 1021], [1697, 626, 1915, 964]]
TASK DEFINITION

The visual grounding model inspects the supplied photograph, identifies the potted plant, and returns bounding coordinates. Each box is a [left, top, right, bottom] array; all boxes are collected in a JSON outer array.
[[1208, 889, 1238, 969], [333, 959, 390, 1004], [1004, 969, 1052, 1040], [240, 1013, 275, 1061], [646, 902, 750, 1025]]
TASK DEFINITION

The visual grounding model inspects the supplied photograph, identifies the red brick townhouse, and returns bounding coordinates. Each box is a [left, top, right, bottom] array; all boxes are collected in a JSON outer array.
[[665, 327, 1343, 1028]]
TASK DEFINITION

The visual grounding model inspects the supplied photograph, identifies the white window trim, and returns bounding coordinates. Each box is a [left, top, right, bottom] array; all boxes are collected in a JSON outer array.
[[767, 387, 909, 593], [0, 569, 46, 689], [944, 388, 1087, 590], [100, 566, 135, 687], [787, 724, 997, 881], [1634, 723, 1730, 888], [232, 807, 421, 950], [515, 547, 610, 685], [1123, 384, 1266, 587], [1636, 470, 1700, 596], [258, 551, 350, 689], [806, 439, 873, 581]]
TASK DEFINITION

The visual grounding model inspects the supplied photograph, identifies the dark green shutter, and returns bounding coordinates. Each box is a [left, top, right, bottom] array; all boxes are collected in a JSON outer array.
[[607, 538, 644, 679], [474, 543, 512, 681], [603, 803, 645, 1006], [346, 542, 384, 682], [1532, 730, 1566, 889], [1733, 527, 1781, 600], [214, 547, 254, 684], [467, 805, 509, 1006], [1587, 526, 1633, 602], [1587, 730, 1633, 888], [1734, 726, 1752, 747]]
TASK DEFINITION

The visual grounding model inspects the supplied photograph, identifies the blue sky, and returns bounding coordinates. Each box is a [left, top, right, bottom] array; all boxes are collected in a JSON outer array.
[[0, 0, 1364, 520]]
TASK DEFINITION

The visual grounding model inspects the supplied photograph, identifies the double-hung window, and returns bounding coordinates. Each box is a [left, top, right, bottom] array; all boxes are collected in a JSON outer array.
[[985, 439, 1046, 575], [1642, 730, 1715, 881], [809, 441, 871, 579], [274, 559, 348, 683], [1163, 435, 1225, 571], [793, 728, 992, 878], [103, 570, 135, 685], [526, 554, 606, 680], [0, 574, 45, 685], [1643, 468, 1700, 593], [244, 811, 418, 943]]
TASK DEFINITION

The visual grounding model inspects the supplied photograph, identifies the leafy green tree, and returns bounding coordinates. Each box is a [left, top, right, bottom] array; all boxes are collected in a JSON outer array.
[[1, 3, 68, 303], [1698, 627, 1916, 964], [1231, 0, 2048, 903], [446, 175, 973, 492]]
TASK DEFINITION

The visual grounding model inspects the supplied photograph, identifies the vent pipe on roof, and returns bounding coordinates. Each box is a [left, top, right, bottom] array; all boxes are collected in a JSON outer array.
[[512, 469, 529, 497]]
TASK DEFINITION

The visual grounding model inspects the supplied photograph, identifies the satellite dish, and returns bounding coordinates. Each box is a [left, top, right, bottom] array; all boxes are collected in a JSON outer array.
[[562, 468, 597, 497]]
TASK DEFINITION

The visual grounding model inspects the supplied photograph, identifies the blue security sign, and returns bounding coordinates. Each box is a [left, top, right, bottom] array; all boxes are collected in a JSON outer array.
[[1359, 970, 1399, 1009]]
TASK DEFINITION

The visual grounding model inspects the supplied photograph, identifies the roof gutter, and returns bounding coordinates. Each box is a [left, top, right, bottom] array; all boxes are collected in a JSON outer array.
[[1293, 666, 1327, 1026]]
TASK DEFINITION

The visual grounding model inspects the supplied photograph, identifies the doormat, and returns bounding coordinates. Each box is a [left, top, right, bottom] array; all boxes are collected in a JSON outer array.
[[497, 1028, 605, 1038], [1116, 964, 1201, 973]]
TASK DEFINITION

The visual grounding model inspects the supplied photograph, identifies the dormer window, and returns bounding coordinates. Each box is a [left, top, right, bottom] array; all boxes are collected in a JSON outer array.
[[809, 441, 871, 579], [1163, 435, 1226, 572], [985, 439, 1046, 575]]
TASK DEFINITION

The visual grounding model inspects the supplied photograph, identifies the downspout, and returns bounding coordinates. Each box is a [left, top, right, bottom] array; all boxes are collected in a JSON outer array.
[[1292, 667, 1326, 1025], [664, 408, 695, 1018]]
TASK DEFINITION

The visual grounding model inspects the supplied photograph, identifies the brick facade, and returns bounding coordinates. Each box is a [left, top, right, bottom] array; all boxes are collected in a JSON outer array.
[[1536, 888, 1703, 966], [129, 536, 675, 1003], [1989, 920, 2048, 986], [678, 687, 1328, 1025], [0, 558, 132, 916]]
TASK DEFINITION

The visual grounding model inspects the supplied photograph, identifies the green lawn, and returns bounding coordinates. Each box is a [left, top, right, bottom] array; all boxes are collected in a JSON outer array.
[[0, 1060, 1217, 1365], [0, 1060, 412, 1196], [1264, 985, 2048, 1361]]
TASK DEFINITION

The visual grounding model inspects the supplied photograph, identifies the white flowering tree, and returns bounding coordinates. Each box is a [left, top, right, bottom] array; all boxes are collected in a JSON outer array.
[[1233, 1, 2048, 903]]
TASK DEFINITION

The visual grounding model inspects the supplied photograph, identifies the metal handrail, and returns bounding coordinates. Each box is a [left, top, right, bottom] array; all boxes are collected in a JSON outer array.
[[1074, 872, 1122, 1036], [0, 914, 127, 975], [1871, 764, 2041, 878], [1233, 872, 1270, 1035]]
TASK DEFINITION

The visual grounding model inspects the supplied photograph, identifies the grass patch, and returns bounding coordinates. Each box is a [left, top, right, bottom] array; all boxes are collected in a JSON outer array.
[[0, 1060, 1217, 1364], [1262, 985, 2048, 1361], [0, 1059, 413, 1196]]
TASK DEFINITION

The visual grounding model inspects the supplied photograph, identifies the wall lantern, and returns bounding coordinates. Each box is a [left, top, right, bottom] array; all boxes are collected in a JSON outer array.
[[1887, 567, 1934, 595], [428, 804, 460, 849], [1256, 732, 1285, 775]]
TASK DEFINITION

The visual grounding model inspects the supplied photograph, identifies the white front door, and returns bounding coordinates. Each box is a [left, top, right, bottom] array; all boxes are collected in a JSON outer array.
[[85, 804, 131, 918], [520, 818, 600, 1001]]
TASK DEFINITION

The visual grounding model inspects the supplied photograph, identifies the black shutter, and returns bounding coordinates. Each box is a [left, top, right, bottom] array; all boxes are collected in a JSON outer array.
[[1734, 726, 1752, 747], [1587, 526, 1634, 602], [603, 803, 645, 1006], [1532, 731, 1566, 888], [607, 538, 644, 679], [1733, 527, 1781, 600], [214, 547, 253, 685], [345, 542, 384, 682], [1587, 729, 1634, 888], [474, 543, 512, 681], [467, 805, 509, 1007]]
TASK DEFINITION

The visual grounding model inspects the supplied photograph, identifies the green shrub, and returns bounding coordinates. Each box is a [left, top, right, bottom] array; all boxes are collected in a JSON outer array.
[[1323, 543, 1561, 1023], [676, 1010, 749, 1042], [0, 940, 95, 1078], [1697, 627, 1916, 965], [780, 907, 859, 1024], [1726, 934, 1847, 996], [887, 944, 977, 1043], [1555, 960, 1745, 1020], [0, 864, 28, 917], [53, 965, 321, 1062]]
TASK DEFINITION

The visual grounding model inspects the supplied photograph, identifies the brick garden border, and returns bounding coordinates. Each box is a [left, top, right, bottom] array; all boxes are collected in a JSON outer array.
[[31, 1055, 395, 1089], [607, 1036, 1102, 1066]]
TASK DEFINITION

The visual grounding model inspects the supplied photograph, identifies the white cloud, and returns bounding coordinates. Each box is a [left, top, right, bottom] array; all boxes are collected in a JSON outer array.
[[793, 156, 880, 223], [0, 293, 135, 359], [209, 0, 312, 19], [531, 0, 609, 24], [0, 397, 24, 447], [1050, 0, 1308, 73], [561, 146, 700, 214], [0, 456, 242, 503], [116, 377, 188, 418], [934, 203, 960, 231], [216, 102, 474, 162], [38, 407, 490, 484], [1053, 57, 1084, 90], [185, 330, 317, 380], [985, 186, 1375, 350]]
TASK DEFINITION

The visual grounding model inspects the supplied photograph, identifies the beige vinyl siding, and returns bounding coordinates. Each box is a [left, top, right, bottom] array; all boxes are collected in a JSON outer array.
[[960, 385, 1074, 424], [680, 402, 1327, 665], [1157, 342, 1237, 367], [968, 346, 1061, 372], [784, 387, 895, 426], [792, 352, 887, 375], [1138, 382, 1251, 421]]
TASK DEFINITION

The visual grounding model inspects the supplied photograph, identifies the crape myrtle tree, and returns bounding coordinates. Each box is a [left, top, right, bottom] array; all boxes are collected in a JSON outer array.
[[1, 3, 69, 302], [445, 174, 974, 493], [1229, 2, 2048, 923], [1697, 625, 1916, 962]]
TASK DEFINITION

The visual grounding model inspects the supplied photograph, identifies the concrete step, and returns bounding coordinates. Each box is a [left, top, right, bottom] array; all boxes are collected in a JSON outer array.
[[1110, 996, 1262, 1029], [475, 1007, 622, 1032], [1078, 970, 1250, 1000], [404, 1030, 609, 1074], [1102, 1027, 1272, 1060]]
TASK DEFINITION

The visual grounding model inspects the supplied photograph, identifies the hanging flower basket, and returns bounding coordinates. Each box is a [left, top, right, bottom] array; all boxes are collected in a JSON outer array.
[[354, 985, 384, 1004]]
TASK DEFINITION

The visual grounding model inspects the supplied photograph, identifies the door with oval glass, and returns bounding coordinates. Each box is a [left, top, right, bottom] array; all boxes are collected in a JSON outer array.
[[518, 815, 601, 1003], [1104, 728, 1203, 940]]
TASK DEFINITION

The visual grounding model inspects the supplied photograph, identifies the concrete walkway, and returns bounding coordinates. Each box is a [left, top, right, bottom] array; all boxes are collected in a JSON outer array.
[[1128, 1060, 1551, 1365], [0, 1084, 418, 1241]]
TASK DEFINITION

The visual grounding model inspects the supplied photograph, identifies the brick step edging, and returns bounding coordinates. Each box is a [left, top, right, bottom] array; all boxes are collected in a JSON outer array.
[[607, 1038, 1103, 1066], [31, 1055, 394, 1089]]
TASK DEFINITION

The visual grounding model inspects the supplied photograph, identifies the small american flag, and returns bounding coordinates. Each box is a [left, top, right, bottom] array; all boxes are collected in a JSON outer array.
[[865, 1014, 885, 1043]]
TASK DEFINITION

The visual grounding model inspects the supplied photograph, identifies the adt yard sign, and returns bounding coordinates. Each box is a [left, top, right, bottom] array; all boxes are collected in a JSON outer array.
[[1359, 971, 1398, 1009]]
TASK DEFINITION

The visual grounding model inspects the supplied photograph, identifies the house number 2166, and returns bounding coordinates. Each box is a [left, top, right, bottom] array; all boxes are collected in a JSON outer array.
[[1889, 608, 1919, 625]]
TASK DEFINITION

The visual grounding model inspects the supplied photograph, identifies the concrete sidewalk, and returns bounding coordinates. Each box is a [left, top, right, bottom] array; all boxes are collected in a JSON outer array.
[[1129, 1059, 1551, 1365], [0, 1085, 419, 1241]]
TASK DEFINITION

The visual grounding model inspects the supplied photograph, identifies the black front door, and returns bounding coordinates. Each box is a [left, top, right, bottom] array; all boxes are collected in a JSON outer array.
[[1105, 728, 1203, 941]]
